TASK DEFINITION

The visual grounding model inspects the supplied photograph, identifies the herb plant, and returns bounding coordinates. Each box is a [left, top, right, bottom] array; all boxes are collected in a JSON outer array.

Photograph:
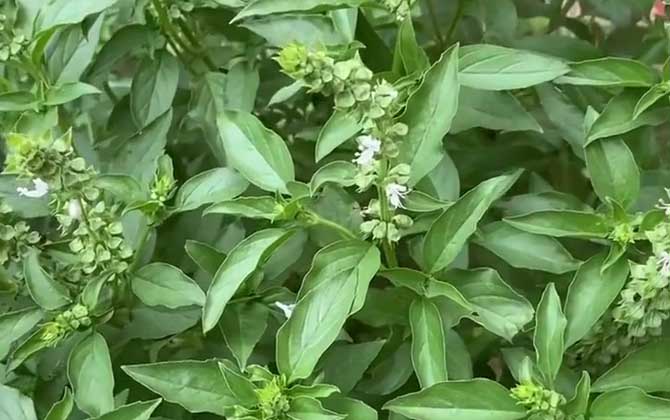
[[1, 0, 670, 419]]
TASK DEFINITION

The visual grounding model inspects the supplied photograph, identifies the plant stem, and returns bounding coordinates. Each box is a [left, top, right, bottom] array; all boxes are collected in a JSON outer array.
[[307, 211, 358, 240], [423, 0, 445, 49], [445, 0, 465, 45], [376, 175, 398, 268], [176, 18, 217, 71]]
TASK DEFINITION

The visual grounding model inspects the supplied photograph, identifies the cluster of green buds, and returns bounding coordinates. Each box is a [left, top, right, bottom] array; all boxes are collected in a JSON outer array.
[[0, 201, 40, 266], [4, 132, 94, 189], [380, 0, 416, 22], [360, 164, 413, 242], [226, 366, 291, 420], [41, 304, 92, 347], [64, 199, 133, 282], [143, 155, 177, 223], [0, 14, 28, 62], [510, 381, 568, 420]]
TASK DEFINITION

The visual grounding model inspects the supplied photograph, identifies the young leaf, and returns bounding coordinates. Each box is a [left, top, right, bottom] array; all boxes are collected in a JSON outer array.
[[122, 360, 235, 416], [288, 397, 345, 420], [423, 171, 521, 273], [203, 229, 294, 332], [131, 263, 206, 309], [564, 372, 591, 417], [564, 252, 629, 347], [185, 241, 226, 277], [399, 44, 460, 186], [533, 283, 567, 385], [383, 379, 526, 420], [24, 249, 71, 310], [174, 168, 249, 212], [315, 111, 361, 162], [45, 388, 74, 420], [393, 17, 430, 75], [216, 110, 295, 193], [44, 82, 100, 106], [310, 161, 357, 195], [458, 44, 570, 90], [318, 340, 386, 394], [410, 297, 448, 388], [220, 302, 269, 369], [205, 196, 281, 220], [68, 332, 115, 417]]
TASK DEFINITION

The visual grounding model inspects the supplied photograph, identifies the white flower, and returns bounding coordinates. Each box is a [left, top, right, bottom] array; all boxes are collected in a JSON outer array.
[[274, 301, 296, 319], [658, 251, 670, 277], [16, 178, 49, 198], [386, 182, 408, 209], [353, 135, 381, 167], [67, 199, 83, 220], [658, 188, 670, 217]]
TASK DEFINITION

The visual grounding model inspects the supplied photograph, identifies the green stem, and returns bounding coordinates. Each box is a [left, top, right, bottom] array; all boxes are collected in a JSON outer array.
[[307, 211, 358, 240], [376, 169, 398, 267], [176, 18, 217, 71], [445, 0, 465, 45], [424, 0, 445, 49]]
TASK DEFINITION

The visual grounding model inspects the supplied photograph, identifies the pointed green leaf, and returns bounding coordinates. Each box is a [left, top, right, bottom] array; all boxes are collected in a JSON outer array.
[[0, 307, 43, 359], [175, 168, 249, 212], [88, 399, 161, 420], [68, 332, 115, 417], [131, 263, 206, 309], [410, 297, 448, 388], [593, 340, 670, 393], [504, 210, 610, 238], [533, 283, 567, 385], [24, 249, 71, 310]]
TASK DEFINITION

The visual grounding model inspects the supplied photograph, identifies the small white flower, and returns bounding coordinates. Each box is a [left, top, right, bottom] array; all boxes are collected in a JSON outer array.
[[386, 182, 408, 209], [658, 251, 670, 277], [658, 188, 670, 217], [16, 178, 49, 198], [274, 301, 296, 319], [67, 199, 83, 220], [353, 135, 381, 167]]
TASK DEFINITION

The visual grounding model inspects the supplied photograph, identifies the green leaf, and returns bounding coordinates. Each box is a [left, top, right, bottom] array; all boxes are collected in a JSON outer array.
[[400, 44, 460, 186], [564, 252, 629, 347], [379, 268, 471, 310], [310, 161, 357, 195], [7, 328, 49, 371], [458, 44, 570, 90], [318, 340, 385, 394], [45, 388, 74, 420], [423, 171, 521, 273], [393, 17, 430, 76], [498, 192, 592, 216], [217, 110, 295, 193], [205, 196, 281, 220], [0, 91, 38, 111], [203, 229, 294, 332], [474, 222, 580, 274], [185, 240, 227, 277], [556, 57, 658, 87], [593, 340, 670, 393], [383, 379, 526, 420], [590, 388, 670, 419], [587, 90, 669, 143], [585, 137, 640, 208], [536, 84, 585, 158], [410, 297, 448, 388], [452, 87, 542, 133], [68, 332, 115, 417], [174, 168, 249, 212], [448, 268, 534, 341], [220, 302, 269, 369], [45, 15, 103, 84], [95, 175, 148, 203], [233, 0, 367, 21], [565, 372, 590, 417], [633, 84, 670, 119], [504, 210, 610, 238], [0, 307, 43, 360], [533, 283, 567, 385], [0, 384, 37, 420], [402, 191, 451, 213], [131, 50, 179, 128], [323, 396, 377, 420], [277, 240, 380, 382], [241, 14, 348, 47], [24, 249, 71, 310], [44, 82, 100, 105], [131, 263, 206, 309], [218, 361, 258, 407], [35, 0, 117, 32], [88, 24, 154, 80], [288, 396, 345, 420], [122, 360, 235, 416], [315, 111, 361, 162], [88, 399, 162, 420]]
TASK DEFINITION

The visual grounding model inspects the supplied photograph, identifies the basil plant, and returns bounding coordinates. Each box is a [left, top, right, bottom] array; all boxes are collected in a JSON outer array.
[[2, 0, 670, 419]]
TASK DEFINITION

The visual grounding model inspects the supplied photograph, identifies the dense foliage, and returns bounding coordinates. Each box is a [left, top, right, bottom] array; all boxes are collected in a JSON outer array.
[[1, 0, 670, 419]]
